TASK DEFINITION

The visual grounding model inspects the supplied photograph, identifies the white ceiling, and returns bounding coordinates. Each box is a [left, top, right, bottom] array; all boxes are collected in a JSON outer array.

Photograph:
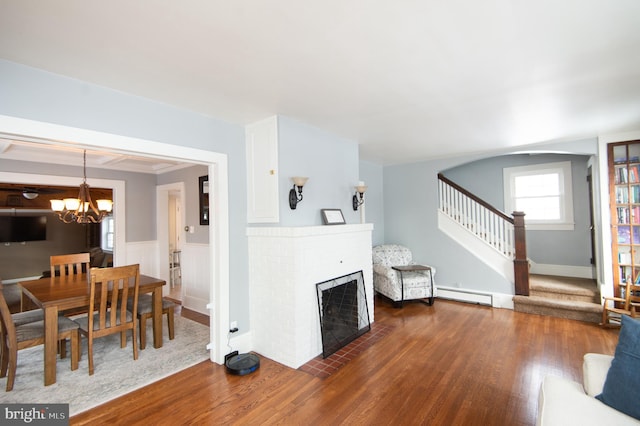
[[1, 1, 639, 166]]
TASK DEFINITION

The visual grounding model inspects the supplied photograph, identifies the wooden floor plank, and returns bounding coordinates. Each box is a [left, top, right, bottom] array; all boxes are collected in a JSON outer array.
[[71, 298, 619, 425]]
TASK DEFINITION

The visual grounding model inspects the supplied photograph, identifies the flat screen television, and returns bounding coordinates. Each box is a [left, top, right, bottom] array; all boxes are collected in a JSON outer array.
[[0, 215, 47, 243]]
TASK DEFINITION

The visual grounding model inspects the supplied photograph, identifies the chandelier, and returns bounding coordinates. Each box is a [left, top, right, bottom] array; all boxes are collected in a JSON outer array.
[[50, 150, 113, 224]]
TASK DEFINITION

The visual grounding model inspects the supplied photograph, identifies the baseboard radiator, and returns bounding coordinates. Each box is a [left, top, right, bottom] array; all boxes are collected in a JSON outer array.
[[437, 286, 493, 306]]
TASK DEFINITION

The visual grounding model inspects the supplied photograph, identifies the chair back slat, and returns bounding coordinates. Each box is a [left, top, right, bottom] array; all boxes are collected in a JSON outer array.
[[88, 264, 139, 337], [50, 253, 90, 277]]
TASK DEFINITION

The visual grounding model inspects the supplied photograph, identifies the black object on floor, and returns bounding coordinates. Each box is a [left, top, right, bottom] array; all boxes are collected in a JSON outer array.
[[225, 351, 260, 376]]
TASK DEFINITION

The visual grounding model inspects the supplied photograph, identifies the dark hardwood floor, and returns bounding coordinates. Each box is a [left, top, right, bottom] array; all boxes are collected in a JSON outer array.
[[71, 297, 619, 425]]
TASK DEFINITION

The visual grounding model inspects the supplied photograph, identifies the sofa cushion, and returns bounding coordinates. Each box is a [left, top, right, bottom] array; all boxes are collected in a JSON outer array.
[[596, 315, 640, 420]]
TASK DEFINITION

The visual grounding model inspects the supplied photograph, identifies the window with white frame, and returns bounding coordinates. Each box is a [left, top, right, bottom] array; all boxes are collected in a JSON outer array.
[[503, 161, 574, 230], [101, 216, 114, 251]]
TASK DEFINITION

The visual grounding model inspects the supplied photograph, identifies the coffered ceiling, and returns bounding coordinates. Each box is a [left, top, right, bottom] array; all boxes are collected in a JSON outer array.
[[0, 137, 190, 175], [1, 1, 640, 165]]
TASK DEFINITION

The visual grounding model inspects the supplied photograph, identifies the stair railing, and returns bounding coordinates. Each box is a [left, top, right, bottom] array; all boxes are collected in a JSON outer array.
[[438, 173, 529, 295]]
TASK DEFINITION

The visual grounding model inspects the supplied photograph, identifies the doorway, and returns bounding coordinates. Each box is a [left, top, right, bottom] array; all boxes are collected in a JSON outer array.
[[157, 183, 185, 302], [0, 114, 230, 365]]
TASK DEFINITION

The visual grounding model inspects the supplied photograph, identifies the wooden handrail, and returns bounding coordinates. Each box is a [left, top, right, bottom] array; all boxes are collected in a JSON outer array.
[[438, 173, 513, 223], [438, 173, 529, 296]]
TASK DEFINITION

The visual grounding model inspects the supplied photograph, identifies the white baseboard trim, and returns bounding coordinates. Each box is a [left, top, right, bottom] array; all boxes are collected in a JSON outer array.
[[529, 262, 594, 279], [183, 295, 210, 316], [437, 286, 493, 306], [437, 286, 514, 310]]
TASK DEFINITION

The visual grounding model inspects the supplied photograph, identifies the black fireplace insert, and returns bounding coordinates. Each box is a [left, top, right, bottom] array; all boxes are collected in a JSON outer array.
[[316, 270, 371, 358]]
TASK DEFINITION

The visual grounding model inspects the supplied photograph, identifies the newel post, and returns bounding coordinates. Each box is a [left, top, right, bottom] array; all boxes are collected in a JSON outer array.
[[512, 211, 529, 296]]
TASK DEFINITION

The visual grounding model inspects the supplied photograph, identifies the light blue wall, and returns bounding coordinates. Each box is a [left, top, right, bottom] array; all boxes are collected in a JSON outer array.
[[0, 59, 246, 244], [277, 116, 360, 226], [382, 138, 598, 294], [0, 59, 364, 335], [443, 153, 593, 267], [383, 159, 514, 293], [359, 160, 384, 245], [0, 59, 253, 328], [157, 165, 210, 244], [0, 60, 241, 151]]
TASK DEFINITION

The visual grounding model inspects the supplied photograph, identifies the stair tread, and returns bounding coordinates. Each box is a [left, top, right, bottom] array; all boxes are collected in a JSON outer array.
[[513, 295, 602, 312], [529, 274, 598, 297]]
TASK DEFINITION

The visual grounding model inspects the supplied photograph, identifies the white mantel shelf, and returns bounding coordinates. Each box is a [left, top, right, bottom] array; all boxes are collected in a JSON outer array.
[[246, 223, 374, 237], [247, 223, 374, 369]]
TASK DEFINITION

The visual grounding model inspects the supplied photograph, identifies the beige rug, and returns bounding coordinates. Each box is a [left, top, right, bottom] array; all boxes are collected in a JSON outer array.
[[0, 316, 210, 416]]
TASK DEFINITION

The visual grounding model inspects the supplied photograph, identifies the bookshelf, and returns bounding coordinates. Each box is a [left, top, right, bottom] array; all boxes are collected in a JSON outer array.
[[609, 140, 640, 299]]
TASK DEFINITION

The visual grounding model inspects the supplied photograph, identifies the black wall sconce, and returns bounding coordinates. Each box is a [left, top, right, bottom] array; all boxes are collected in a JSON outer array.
[[352, 181, 368, 211], [289, 177, 308, 210]]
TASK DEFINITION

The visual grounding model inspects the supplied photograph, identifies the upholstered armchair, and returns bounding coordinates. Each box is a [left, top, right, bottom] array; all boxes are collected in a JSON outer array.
[[372, 244, 436, 307]]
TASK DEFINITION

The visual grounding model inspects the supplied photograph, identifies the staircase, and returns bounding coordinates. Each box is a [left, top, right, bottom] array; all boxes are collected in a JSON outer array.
[[513, 274, 602, 323], [438, 174, 601, 321]]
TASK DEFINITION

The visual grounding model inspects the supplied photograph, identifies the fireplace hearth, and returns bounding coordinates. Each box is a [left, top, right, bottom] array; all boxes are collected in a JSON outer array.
[[316, 270, 371, 358]]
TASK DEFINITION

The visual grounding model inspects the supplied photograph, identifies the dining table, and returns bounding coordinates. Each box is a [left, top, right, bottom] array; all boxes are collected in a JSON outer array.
[[19, 273, 166, 386]]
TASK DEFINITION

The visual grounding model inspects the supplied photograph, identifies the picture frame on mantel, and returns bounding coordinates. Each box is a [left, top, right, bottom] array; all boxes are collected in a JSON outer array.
[[199, 175, 209, 225], [321, 209, 345, 225]]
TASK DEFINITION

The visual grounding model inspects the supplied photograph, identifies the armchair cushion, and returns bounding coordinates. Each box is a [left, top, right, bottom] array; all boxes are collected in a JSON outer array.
[[372, 244, 413, 267], [596, 315, 640, 420]]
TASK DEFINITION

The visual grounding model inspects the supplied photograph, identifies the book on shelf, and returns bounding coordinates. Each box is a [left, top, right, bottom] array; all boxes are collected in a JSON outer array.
[[616, 187, 629, 203], [631, 165, 640, 182], [633, 185, 640, 203], [618, 207, 630, 224], [617, 167, 629, 184], [618, 226, 631, 244], [619, 252, 632, 264]]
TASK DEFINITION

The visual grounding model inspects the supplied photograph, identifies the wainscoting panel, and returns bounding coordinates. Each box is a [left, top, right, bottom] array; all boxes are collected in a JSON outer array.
[[124, 241, 210, 315], [125, 241, 159, 276], [180, 243, 210, 315]]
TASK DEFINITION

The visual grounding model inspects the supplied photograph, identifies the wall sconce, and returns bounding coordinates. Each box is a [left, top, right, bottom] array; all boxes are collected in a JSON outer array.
[[352, 181, 367, 211], [289, 177, 308, 210]]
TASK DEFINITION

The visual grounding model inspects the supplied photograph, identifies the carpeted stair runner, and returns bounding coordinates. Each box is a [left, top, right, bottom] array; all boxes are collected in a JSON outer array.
[[513, 274, 602, 323]]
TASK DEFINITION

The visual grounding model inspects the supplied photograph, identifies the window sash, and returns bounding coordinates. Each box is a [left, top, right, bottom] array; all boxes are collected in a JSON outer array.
[[503, 161, 574, 230]]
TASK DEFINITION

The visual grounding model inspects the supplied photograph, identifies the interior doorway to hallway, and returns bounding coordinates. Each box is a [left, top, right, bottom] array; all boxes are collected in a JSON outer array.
[[168, 189, 183, 302], [157, 182, 186, 301]]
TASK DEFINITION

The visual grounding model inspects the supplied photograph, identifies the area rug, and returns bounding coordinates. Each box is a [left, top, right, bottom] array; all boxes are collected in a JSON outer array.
[[298, 322, 394, 379], [0, 316, 210, 416]]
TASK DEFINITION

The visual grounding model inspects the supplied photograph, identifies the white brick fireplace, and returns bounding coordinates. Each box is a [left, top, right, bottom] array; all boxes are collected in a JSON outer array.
[[247, 224, 374, 369]]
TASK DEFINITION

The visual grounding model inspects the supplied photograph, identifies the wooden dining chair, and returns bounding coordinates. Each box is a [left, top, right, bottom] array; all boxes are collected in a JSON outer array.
[[127, 294, 175, 349], [74, 264, 140, 375], [0, 282, 79, 391], [50, 252, 92, 316], [50, 252, 90, 277]]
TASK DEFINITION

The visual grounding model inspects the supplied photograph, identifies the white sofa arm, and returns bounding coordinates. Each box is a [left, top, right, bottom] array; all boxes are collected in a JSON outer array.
[[537, 375, 640, 426], [582, 353, 614, 397]]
